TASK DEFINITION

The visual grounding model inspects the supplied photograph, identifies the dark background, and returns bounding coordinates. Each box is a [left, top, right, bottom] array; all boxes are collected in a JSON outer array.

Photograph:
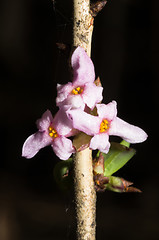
[[0, 0, 158, 239]]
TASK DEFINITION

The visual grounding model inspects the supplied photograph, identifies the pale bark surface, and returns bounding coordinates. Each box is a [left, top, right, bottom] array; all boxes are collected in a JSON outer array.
[[73, 0, 96, 239], [73, 0, 93, 56], [73, 148, 96, 240]]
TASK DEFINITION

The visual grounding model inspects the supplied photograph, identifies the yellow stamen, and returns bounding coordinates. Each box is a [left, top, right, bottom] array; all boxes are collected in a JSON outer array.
[[48, 126, 58, 138], [71, 86, 84, 95], [100, 119, 109, 133]]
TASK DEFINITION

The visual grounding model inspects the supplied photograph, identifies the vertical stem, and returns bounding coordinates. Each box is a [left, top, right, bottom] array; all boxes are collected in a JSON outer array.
[[73, 0, 96, 239], [73, 0, 94, 56], [73, 149, 96, 240]]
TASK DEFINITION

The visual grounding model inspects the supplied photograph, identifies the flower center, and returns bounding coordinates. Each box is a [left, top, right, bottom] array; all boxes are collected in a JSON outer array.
[[100, 119, 109, 133], [48, 126, 58, 138], [71, 86, 84, 95]]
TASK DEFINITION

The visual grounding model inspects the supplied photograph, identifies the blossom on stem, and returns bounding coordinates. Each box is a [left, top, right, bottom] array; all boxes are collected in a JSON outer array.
[[22, 108, 75, 160], [56, 46, 103, 110], [67, 101, 148, 154]]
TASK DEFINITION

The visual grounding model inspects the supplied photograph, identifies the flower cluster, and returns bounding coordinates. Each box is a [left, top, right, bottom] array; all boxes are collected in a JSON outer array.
[[22, 47, 147, 160]]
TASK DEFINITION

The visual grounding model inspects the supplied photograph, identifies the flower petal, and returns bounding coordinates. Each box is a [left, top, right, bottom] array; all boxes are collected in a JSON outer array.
[[109, 117, 148, 143], [56, 82, 73, 107], [82, 83, 103, 110], [22, 132, 52, 159], [63, 94, 85, 110], [53, 107, 74, 137], [71, 46, 95, 85], [67, 109, 101, 135], [96, 101, 117, 121], [52, 136, 75, 160], [36, 110, 53, 131], [90, 133, 110, 154]]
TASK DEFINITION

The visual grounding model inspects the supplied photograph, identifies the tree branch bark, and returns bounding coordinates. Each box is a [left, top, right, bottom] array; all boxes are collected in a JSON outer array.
[[73, 0, 94, 56], [73, 0, 96, 239]]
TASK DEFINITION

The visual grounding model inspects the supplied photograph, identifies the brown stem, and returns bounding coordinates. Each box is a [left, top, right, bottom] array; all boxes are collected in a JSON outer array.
[[73, 0, 94, 56], [73, 149, 96, 240], [73, 0, 96, 239]]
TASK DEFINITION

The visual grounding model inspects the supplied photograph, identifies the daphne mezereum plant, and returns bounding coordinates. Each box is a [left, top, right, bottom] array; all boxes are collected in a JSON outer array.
[[22, 45, 147, 229], [22, 46, 147, 160], [22, 1, 148, 239]]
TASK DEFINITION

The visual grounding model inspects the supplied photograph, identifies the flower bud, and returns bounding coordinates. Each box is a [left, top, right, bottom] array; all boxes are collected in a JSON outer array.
[[107, 176, 141, 193]]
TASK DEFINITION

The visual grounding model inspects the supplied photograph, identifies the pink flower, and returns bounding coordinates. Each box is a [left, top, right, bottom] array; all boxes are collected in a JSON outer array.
[[67, 101, 148, 154], [56, 47, 103, 110], [22, 109, 75, 160]]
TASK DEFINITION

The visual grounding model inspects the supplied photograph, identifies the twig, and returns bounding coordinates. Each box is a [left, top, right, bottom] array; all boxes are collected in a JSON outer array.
[[73, 0, 94, 56], [73, 0, 96, 239]]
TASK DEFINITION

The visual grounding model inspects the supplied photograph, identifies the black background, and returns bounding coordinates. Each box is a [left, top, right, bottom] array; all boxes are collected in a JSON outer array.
[[0, 0, 158, 239]]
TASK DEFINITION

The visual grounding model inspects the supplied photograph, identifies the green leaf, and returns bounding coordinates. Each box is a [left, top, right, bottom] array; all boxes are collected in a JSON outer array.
[[53, 158, 73, 191], [120, 140, 130, 148], [103, 142, 136, 176]]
